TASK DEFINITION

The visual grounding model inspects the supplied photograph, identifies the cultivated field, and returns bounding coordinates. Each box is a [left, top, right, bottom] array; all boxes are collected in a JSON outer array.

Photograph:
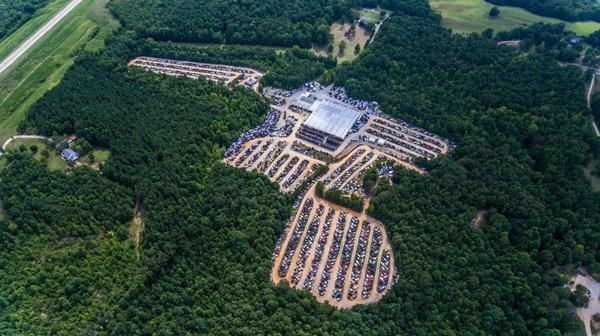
[[430, 0, 600, 36]]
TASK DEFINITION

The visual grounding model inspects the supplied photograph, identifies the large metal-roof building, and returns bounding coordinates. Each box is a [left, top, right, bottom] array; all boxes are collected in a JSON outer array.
[[298, 100, 361, 150]]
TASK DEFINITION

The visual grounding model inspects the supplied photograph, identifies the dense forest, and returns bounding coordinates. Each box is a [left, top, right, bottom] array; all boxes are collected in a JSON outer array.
[[486, 0, 600, 22], [1, 0, 599, 334], [0, 0, 48, 41], [108, 0, 354, 47], [0, 156, 138, 333]]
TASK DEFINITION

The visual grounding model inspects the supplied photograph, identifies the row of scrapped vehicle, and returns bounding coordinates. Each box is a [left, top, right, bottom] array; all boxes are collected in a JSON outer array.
[[372, 116, 449, 152], [330, 152, 375, 190], [327, 85, 381, 115], [129, 57, 260, 84], [131, 56, 258, 77], [302, 208, 335, 290], [278, 197, 314, 278], [369, 123, 437, 159], [322, 148, 366, 185], [228, 135, 317, 192], [291, 204, 325, 285], [272, 198, 395, 308], [224, 108, 281, 158], [244, 140, 273, 167], [256, 141, 287, 173]]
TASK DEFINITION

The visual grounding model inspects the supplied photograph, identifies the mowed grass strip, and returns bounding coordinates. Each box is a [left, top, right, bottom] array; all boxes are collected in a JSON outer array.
[[0, 0, 72, 60], [429, 0, 600, 36], [0, 0, 119, 144], [0, 18, 97, 133]]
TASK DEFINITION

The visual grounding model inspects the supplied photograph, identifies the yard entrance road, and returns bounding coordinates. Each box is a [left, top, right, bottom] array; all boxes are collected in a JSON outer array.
[[0, 0, 82, 76]]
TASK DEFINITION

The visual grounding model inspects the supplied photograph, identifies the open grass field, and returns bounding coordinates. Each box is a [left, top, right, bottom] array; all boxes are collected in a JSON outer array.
[[430, 0, 600, 36], [312, 22, 370, 63], [4, 138, 66, 171], [584, 159, 600, 192], [0, 0, 119, 144], [79, 148, 109, 169]]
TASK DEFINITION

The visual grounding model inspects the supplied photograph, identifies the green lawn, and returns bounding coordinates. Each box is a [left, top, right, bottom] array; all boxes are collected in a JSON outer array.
[[4, 138, 67, 171], [0, 0, 119, 144], [430, 0, 600, 36], [80, 148, 110, 169]]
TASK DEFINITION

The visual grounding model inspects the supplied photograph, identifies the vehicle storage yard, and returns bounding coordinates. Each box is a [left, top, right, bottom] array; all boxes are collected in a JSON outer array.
[[128, 56, 264, 91], [125, 57, 452, 308], [271, 195, 395, 308], [222, 80, 452, 308]]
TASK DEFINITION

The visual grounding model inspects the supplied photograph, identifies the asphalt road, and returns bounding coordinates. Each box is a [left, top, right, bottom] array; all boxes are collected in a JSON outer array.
[[0, 0, 83, 76]]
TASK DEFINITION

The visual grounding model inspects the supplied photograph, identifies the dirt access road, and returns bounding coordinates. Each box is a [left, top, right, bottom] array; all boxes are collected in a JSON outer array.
[[0, 0, 82, 75]]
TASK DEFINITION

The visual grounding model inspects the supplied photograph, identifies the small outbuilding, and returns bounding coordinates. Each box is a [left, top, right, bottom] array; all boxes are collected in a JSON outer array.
[[61, 148, 79, 162]]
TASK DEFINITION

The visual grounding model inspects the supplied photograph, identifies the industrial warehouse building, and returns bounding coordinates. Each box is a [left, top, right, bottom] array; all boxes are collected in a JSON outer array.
[[297, 100, 361, 150]]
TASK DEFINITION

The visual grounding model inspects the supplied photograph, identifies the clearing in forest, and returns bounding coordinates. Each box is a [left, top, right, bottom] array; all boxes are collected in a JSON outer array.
[[568, 274, 600, 336], [311, 22, 371, 63], [128, 199, 144, 260], [3, 138, 66, 171]]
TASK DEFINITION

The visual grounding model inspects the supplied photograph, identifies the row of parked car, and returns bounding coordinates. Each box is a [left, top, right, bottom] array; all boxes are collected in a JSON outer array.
[[276, 156, 300, 183], [317, 212, 347, 296], [322, 148, 366, 185], [332, 217, 360, 301], [347, 220, 371, 300], [302, 208, 335, 290], [282, 159, 310, 189], [291, 204, 325, 285], [362, 227, 383, 299], [224, 108, 280, 158], [278, 198, 314, 278], [331, 152, 374, 190], [256, 141, 287, 173], [267, 153, 290, 178]]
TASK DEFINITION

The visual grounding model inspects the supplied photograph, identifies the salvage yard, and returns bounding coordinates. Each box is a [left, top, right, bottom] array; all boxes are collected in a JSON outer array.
[[220, 80, 451, 308], [271, 193, 395, 308], [126, 56, 453, 309], [128, 56, 264, 91]]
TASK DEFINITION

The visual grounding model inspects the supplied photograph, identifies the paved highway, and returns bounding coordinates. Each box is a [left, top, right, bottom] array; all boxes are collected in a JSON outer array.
[[0, 0, 82, 76]]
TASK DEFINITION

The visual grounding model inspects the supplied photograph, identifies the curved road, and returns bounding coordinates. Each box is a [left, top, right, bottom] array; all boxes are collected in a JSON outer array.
[[0, 0, 82, 75], [0, 135, 50, 156]]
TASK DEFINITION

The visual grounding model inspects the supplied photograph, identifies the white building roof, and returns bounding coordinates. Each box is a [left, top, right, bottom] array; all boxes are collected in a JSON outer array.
[[303, 100, 361, 139], [293, 93, 316, 110]]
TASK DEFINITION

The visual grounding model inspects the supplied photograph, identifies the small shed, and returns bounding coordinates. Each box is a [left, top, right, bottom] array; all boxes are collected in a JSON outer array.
[[61, 148, 79, 162]]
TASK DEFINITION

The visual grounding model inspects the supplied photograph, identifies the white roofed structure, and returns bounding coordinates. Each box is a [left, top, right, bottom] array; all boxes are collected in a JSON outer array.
[[303, 100, 361, 140]]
